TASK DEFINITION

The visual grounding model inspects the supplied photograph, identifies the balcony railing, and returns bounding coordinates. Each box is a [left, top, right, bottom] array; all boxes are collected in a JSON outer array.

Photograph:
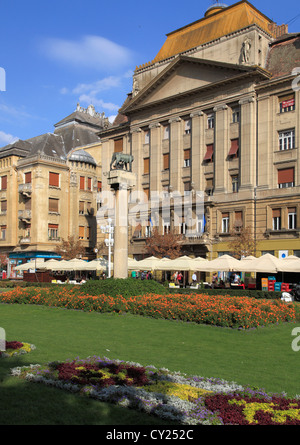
[[18, 209, 32, 222], [19, 237, 31, 244], [18, 183, 32, 197]]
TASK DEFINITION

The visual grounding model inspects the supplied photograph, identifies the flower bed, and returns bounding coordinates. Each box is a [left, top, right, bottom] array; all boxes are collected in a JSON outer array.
[[0, 341, 36, 358], [0, 286, 296, 329], [11, 356, 300, 425]]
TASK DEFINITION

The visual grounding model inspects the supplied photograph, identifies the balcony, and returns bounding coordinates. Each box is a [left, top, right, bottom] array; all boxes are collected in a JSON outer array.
[[18, 183, 32, 197], [18, 209, 32, 223], [19, 237, 31, 244]]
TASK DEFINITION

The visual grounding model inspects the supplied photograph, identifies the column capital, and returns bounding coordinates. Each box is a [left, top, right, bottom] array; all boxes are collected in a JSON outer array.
[[239, 96, 255, 105], [213, 104, 228, 112], [190, 110, 204, 118], [168, 116, 181, 124], [149, 122, 161, 129]]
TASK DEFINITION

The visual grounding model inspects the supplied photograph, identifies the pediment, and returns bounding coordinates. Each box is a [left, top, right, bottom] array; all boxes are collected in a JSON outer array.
[[122, 56, 268, 113]]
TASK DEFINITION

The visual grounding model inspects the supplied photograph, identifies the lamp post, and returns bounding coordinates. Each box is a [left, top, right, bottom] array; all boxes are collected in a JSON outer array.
[[101, 218, 114, 278]]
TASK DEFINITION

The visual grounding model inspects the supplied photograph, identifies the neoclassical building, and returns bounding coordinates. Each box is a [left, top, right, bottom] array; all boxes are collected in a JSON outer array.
[[0, 104, 108, 277], [98, 0, 300, 261]]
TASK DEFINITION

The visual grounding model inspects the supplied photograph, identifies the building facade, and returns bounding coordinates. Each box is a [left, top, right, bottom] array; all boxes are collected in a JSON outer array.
[[98, 0, 300, 261], [0, 104, 108, 276]]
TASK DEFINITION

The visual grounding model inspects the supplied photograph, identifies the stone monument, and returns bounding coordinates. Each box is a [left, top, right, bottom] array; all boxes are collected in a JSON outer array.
[[108, 153, 136, 279]]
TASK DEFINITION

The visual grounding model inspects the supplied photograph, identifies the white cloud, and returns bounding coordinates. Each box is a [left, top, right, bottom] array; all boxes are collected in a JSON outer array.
[[78, 94, 120, 112], [41, 35, 134, 71], [72, 76, 122, 95], [0, 131, 19, 145]]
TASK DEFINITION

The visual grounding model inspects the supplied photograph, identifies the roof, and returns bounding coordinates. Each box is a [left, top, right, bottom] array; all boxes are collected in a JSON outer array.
[[68, 149, 97, 166], [266, 34, 300, 78], [122, 55, 271, 114], [0, 105, 105, 161], [54, 104, 111, 131], [148, 1, 275, 66]]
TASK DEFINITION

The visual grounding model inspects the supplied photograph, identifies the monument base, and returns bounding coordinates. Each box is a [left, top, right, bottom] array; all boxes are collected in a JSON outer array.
[[107, 170, 136, 279]]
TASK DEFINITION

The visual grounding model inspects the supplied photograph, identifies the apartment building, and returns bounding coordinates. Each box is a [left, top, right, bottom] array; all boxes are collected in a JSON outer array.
[[98, 1, 300, 261], [0, 104, 108, 277]]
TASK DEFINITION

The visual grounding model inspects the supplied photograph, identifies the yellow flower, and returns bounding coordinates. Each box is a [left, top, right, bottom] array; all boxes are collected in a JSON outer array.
[[142, 381, 212, 401]]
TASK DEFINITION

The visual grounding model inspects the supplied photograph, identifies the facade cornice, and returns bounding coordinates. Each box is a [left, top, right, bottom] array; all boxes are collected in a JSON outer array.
[[122, 67, 270, 116]]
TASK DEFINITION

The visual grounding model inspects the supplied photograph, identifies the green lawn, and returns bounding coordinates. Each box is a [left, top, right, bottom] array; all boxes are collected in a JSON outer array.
[[0, 303, 299, 424]]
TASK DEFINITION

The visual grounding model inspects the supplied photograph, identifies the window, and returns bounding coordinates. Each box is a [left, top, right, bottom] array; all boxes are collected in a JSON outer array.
[[222, 213, 229, 233], [288, 207, 297, 230], [204, 144, 214, 163], [86, 226, 90, 240], [87, 177, 92, 191], [79, 226, 85, 239], [163, 125, 170, 139], [25, 172, 31, 184], [24, 224, 30, 238], [163, 153, 169, 170], [87, 202, 93, 214], [143, 188, 150, 201], [232, 107, 240, 123], [234, 211, 243, 232], [144, 130, 150, 144], [49, 172, 59, 187], [162, 218, 170, 234], [114, 138, 123, 153], [49, 198, 59, 213], [232, 175, 239, 193], [272, 209, 281, 231], [207, 113, 214, 129], [183, 149, 191, 167], [205, 178, 213, 196], [1, 175, 7, 190], [184, 181, 191, 196], [278, 168, 294, 188], [144, 158, 150, 175], [228, 139, 239, 158], [279, 129, 295, 151], [48, 224, 59, 239], [184, 119, 191, 134], [79, 201, 84, 215], [97, 181, 102, 192], [145, 225, 152, 238], [1, 200, 7, 213], [1, 225, 6, 240], [80, 176, 85, 190], [279, 94, 295, 113]]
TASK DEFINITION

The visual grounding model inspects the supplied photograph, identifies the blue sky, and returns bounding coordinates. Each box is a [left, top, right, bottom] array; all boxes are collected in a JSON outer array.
[[0, 0, 299, 146]]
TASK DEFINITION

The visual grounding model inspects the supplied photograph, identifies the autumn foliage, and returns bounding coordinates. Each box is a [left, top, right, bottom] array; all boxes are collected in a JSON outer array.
[[144, 228, 182, 259]]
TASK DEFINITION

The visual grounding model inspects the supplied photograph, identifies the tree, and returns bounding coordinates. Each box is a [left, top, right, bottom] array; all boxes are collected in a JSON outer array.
[[228, 226, 256, 259], [55, 235, 86, 260], [144, 228, 182, 259]]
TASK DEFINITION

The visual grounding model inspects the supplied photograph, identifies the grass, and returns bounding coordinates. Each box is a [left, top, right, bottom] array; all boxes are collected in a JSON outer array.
[[0, 302, 299, 424]]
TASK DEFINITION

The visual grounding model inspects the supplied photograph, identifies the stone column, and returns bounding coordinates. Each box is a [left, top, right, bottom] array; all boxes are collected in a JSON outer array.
[[239, 96, 256, 190], [149, 123, 161, 194], [169, 117, 182, 192], [190, 111, 204, 191], [213, 104, 229, 194], [107, 170, 136, 279]]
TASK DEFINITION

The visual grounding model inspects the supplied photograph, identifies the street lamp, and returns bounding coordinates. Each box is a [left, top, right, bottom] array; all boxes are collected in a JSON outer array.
[[101, 218, 114, 278]]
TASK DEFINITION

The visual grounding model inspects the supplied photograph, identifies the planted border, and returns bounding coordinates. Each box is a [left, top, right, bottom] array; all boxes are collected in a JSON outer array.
[[11, 356, 300, 425], [0, 286, 296, 329]]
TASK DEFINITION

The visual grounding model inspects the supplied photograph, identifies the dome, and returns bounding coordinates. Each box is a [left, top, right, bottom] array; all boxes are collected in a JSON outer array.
[[69, 149, 97, 166], [205, 2, 228, 17]]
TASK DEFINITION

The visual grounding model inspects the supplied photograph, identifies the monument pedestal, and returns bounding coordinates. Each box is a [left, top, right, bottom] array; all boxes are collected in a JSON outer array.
[[107, 170, 136, 279]]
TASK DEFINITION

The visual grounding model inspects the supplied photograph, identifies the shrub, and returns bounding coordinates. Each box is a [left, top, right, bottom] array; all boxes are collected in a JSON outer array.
[[80, 277, 168, 298]]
